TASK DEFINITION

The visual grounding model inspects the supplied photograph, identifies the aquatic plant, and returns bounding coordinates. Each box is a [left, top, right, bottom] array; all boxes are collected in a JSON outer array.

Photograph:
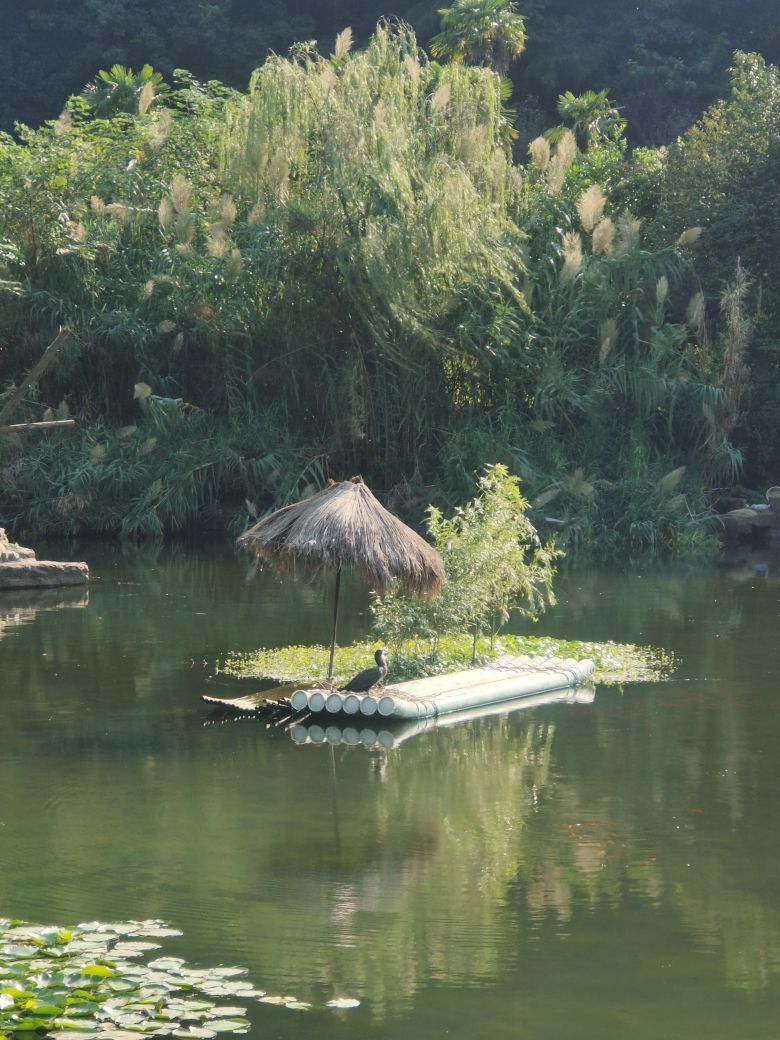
[[371, 465, 560, 652], [223, 633, 673, 687], [0, 917, 253, 1039], [0, 917, 362, 1036]]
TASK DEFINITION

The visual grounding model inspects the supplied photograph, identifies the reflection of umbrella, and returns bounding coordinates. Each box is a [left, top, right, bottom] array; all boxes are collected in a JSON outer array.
[[238, 476, 445, 681]]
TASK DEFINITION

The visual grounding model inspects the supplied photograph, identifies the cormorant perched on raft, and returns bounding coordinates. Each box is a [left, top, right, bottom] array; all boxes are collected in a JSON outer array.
[[340, 648, 388, 693]]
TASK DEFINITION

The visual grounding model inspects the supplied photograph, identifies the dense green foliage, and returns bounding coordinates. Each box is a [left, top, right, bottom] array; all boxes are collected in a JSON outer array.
[[0, 20, 777, 553], [430, 0, 527, 78], [652, 52, 780, 481], [1, 0, 778, 147], [372, 465, 559, 649]]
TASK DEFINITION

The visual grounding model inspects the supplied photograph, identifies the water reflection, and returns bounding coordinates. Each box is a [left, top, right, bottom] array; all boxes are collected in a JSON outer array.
[[0, 544, 779, 1037], [0, 586, 89, 638]]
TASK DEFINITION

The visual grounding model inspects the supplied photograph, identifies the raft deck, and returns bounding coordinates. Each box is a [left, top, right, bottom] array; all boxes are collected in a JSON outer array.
[[288, 655, 596, 721]]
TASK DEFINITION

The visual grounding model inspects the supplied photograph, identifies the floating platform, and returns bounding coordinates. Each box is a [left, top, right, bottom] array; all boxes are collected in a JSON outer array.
[[289, 684, 596, 750], [287, 656, 596, 722]]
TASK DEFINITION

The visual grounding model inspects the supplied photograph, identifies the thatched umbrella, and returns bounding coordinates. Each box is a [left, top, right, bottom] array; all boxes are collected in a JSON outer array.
[[238, 476, 445, 681]]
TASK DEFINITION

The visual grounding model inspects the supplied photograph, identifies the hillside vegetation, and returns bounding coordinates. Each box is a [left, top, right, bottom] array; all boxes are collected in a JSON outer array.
[[0, 19, 777, 553]]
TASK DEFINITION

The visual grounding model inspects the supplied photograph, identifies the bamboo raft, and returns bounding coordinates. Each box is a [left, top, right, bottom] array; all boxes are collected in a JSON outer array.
[[203, 655, 596, 727], [288, 656, 596, 721]]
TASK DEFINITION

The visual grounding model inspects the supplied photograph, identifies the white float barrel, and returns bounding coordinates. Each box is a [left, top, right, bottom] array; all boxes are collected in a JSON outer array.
[[290, 690, 309, 712], [326, 692, 344, 713], [343, 694, 360, 715], [307, 690, 326, 712]]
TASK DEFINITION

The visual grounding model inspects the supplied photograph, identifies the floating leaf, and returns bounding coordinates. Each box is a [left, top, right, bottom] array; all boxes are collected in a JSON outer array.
[[80, 966, 116, 979], [326, 997, 360, 1009], [30, 1004, 64, 1016], [0, 918, 254, 1040]]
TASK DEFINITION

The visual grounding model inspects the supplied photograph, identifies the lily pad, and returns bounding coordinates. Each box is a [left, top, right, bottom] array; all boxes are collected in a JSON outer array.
[[0, 917, 256, 1040], [81, 966, 117, 979], [326, 997, 361, 1009], [146, 958, 185, 971], [111, 943, 161, 957]]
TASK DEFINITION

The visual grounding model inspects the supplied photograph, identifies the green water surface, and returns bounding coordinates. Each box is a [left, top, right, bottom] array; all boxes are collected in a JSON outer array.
[[1, 543, 779, 1039]]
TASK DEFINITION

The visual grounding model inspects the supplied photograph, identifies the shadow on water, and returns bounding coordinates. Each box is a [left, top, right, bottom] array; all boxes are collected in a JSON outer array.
[[1, 541, 779, 1039]]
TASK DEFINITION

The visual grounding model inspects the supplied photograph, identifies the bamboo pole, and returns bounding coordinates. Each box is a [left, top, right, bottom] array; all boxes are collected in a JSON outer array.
[[0, 419, 76, 435], [0, 328, 71, 426], [327, 566, 342, 682]]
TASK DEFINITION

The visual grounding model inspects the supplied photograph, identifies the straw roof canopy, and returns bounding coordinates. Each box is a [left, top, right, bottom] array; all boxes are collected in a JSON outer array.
[[238, 477, 445, 596]]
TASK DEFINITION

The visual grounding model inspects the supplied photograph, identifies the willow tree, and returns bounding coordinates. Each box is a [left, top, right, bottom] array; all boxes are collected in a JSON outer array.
[[221, 23, 527, 478]]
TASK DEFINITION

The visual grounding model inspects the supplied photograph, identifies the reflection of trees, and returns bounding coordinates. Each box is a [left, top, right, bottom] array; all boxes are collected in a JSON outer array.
[[0, 543, 369, 752], [238, 719, 557, 1016], [1, 550, 779, 1012], [516, 674, 780, 992]]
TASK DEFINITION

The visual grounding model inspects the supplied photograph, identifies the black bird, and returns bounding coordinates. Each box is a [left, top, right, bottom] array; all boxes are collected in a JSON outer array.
[[340, 648, 388, 693]]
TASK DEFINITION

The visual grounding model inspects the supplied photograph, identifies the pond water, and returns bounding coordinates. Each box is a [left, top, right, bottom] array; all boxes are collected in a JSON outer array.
[[1, 543, 779, 1039]]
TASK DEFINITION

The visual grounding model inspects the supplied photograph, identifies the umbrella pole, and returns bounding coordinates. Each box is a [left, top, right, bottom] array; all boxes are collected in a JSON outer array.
[[327, 566, 342, 683]]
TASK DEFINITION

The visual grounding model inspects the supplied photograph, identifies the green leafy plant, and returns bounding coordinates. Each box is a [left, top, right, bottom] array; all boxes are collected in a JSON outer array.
[[80, 65, 170, 118], [430, 0, 528, 77], [0, 917, 253, 1038], [371, 465, 559, 655], [551, 90, 626, 150]]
